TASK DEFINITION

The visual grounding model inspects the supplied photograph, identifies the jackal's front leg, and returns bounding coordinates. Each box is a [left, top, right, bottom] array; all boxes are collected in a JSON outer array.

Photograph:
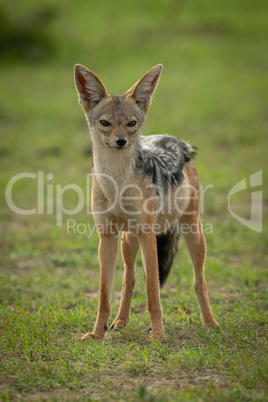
[[81, 233, 118, 341], [138, 233, 164, 339]]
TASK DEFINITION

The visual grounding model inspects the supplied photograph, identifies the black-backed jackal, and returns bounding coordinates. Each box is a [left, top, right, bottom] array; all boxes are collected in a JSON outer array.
[[74, 64, 219, 340]]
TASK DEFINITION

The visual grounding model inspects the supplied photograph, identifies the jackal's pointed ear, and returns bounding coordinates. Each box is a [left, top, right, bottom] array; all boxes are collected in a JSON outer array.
[[126, 64, 162, 112], [74, 64, 109, 111]]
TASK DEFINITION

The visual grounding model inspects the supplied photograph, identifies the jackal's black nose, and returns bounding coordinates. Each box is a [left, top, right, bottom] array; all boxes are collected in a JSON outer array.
[[116, 138, 127, 147]]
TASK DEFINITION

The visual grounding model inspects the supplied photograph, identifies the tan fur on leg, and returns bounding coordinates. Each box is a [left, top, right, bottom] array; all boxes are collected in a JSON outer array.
[[81, 234, 118, 340], [183, 216, 219, 329], [138, 232, 164, 339], [111, 232, 139, 329]]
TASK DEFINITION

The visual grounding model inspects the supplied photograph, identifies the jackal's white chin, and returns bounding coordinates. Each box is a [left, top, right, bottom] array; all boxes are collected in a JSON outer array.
[[103, 140, 131, 149], [115, 145, 129, 150], [108, 144, 131, 150]]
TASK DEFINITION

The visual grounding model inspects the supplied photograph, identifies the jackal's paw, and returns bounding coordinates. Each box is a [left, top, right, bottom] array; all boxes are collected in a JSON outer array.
[[148, 327, 165, 341], [110, 319, 127, 330], [204, 320, 220, 330], [150, 331, 165, 341], [81, 332, 105, 341]]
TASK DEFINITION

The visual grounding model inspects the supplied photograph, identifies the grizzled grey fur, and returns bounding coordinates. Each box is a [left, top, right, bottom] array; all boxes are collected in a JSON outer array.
[[136, 134, 196, 193], [134, 134, 196, 285]]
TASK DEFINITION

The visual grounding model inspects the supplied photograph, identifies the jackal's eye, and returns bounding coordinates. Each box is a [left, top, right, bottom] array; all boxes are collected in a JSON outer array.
[[127, 120, 137, 127], [100, 120, 110, 127]]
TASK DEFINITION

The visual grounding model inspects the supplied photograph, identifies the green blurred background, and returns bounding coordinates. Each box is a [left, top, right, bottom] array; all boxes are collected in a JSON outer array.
[[0, 0, 267, 250], [0, 2, 267, 398]]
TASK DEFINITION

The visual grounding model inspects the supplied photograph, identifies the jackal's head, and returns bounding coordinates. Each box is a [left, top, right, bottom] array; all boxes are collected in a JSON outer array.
[[74, 64, 162, 150]]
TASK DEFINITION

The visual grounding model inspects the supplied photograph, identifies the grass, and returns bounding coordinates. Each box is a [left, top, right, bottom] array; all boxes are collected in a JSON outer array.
[[0, 0, 268, 400]]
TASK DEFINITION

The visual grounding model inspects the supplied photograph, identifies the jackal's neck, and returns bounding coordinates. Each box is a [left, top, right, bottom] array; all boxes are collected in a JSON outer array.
[[92, 140, 138, 182]]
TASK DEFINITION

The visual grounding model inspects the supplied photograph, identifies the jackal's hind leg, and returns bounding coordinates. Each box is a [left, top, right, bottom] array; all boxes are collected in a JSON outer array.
[[183, 216, 219, 329], [111, 232, 139, 330], [139, 232, 164, 339]]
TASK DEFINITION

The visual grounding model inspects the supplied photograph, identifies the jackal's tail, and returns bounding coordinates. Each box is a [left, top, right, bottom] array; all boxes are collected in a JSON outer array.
[[156, 225, 180, 287]]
